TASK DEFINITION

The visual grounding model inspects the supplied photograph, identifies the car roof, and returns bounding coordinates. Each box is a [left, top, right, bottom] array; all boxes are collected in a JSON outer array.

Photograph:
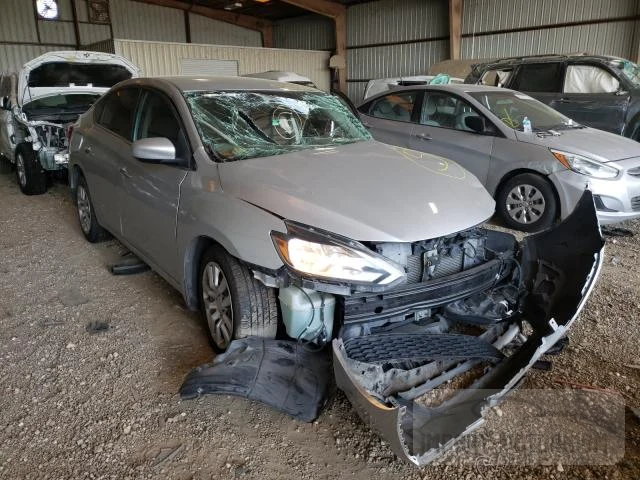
[[475, 53, 626, 68], [359, 83, 510, 104], [117, 75, 317, 93]]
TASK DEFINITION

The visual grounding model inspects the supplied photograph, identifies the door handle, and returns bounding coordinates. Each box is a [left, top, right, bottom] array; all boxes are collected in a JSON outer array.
[[416, 133, 432, 141], [119, 167, 131, 178]]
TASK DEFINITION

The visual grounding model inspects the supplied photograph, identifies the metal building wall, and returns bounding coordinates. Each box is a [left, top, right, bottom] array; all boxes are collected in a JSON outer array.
[[109, 0, 185, 42], [462, 0, 640, 59], [273, 15, 335, 51], [113, 39, 331, 91], [189, 13, 262, 47]]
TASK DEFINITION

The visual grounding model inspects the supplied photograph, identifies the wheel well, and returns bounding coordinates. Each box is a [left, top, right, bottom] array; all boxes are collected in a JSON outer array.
[[183, 236, 222, 311], [494, 169, 561, 220]]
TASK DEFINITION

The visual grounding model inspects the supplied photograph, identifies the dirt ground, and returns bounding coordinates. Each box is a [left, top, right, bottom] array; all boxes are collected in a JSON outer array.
[[0, 171, 638, 480]]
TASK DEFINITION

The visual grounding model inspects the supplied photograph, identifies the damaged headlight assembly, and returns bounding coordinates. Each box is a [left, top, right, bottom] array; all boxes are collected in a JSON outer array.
[[551, 148, 619, 179], [271, 222, 406, 286]]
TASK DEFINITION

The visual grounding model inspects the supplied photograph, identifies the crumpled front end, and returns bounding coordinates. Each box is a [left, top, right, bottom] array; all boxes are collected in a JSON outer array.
[[333, 191, 604, 466]]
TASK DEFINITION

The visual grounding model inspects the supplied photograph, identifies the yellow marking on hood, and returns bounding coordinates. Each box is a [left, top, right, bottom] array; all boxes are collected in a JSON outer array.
[[391, 146, 466, 180]]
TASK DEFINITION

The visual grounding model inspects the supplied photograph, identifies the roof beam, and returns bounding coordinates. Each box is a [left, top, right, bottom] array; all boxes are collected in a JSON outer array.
[[280, 0, 348, 93], [131, 0, 273, 44]]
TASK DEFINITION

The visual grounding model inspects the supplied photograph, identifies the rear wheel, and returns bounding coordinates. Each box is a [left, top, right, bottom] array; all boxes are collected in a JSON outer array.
[[199, 246, 278, 353], [497, 173, 557, 232], [15, 144, 47, 195]]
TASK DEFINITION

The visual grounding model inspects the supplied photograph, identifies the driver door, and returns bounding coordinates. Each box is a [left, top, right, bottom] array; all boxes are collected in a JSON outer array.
[[409, 91, 494, 185], [119, 88, 190, 282]]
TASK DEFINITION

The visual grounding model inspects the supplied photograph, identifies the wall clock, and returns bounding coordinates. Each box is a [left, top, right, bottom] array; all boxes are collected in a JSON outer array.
[[36, 0, 59, 20]]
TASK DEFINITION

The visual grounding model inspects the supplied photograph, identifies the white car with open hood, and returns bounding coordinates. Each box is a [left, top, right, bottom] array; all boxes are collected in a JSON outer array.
[[0, 51, 138, 195]]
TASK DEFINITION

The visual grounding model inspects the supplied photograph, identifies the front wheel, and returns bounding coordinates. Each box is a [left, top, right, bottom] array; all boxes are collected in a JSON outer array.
[[15, 144, 47, 195], [496, 173, 557, 232], [76, 174, 108, 242], [199, 246, 278, 353]]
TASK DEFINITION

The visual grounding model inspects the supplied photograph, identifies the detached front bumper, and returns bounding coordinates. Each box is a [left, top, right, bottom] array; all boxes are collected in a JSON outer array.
[[332, 191, 604, 466]]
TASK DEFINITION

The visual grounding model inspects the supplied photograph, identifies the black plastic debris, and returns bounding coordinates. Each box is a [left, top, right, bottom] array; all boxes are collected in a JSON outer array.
[[601, 226, 634, 238], [180, 337, 332, 422], [86, 320, 111, 334], [109, 252, 150, 275]]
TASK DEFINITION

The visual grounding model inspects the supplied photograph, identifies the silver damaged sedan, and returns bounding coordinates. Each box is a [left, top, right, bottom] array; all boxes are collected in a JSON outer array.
[[358, 84, 640, 231], [69, 77, 604, 466]]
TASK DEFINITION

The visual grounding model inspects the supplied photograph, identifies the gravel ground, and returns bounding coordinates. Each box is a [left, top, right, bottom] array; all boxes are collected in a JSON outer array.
[[0, 170, 638, 480]]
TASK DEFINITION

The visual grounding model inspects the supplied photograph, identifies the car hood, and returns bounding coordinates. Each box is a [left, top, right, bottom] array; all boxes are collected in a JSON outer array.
[[218, 141, 495, 242], [514, 127, 640, 163], [17, 51, 139, 105]]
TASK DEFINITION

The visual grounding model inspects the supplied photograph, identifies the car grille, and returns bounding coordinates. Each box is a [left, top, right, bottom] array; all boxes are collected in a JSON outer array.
[[632, 196, 640, 211], [628, 166, 640, 177]]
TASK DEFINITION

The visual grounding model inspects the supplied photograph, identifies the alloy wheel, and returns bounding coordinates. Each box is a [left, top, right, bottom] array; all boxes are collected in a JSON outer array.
[[505, 183, 546, 225], [202, 261, 234, 350]]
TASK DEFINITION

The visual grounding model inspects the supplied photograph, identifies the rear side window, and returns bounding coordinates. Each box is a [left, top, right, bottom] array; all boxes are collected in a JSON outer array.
[[97, 88, 139, 141], [512, 63, 563, 93], [368, 91, 418, 122]]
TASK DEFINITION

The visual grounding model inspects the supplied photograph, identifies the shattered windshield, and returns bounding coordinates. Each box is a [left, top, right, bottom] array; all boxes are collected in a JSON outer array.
[[616, 59, 640, 87], [469, 91, 578, 131], [185, 90, 371, 161]]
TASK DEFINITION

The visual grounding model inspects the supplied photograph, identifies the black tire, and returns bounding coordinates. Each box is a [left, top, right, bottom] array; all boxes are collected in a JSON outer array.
[[76, 174, 108, 243], [199, 246, 278, 353], [15, 144, 47, 195], [496, 173, 557, 233]]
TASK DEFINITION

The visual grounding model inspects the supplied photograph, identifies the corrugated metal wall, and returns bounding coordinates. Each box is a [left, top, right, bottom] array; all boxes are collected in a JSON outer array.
[[189, 13, 262, 47], [347, 0, 450, 103], [462, 0, 639, 59], [113, 39, 331, 91], [110, 0, 184, 42], [274, 15, 335, 51]]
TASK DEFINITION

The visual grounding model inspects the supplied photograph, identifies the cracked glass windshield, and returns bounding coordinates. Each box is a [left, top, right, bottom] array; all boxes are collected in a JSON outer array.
[[469, 91, 577, 131], [185, 90, 371, 161]]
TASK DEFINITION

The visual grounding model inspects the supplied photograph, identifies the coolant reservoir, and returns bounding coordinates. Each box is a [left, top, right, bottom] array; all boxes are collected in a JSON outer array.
[[278, 287, 335, 343]]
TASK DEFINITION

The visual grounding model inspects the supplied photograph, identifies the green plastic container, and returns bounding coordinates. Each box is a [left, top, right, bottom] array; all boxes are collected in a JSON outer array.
[[278, 287, 335, 342]]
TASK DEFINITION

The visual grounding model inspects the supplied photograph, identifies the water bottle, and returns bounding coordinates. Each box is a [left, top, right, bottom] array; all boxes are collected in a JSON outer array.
[[522, 116, 532, 133]]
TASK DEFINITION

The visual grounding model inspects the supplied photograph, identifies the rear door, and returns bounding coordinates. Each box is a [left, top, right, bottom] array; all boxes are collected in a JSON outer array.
[[508, 62, 564, 108], [357, 90, 422, 147], [408, 91, 494, 184], [81, 87, 141, 233], [552, 63, 629, 134], [119, 88, 190, 281]]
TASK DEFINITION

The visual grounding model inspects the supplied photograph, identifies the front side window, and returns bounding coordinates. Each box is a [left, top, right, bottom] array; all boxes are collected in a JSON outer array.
[[135, 90, 189, 160], [469, 91, 575, 132], [185, 90, 371, 162], [369, 91, 417, 122], [97, 88, 139, 141], [512, 63, 563, 93], [564, 65, 620, 94], [421, 92, 485, 132]]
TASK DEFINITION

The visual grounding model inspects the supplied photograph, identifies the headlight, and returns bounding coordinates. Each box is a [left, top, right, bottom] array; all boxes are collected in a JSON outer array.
[[271, 224, 406, 286], [551, 149, 619, 179]]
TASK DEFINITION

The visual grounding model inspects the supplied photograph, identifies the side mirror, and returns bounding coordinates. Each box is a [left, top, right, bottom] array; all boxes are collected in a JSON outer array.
[[465, 115, 485, 133], [132, 137, 177, 164]]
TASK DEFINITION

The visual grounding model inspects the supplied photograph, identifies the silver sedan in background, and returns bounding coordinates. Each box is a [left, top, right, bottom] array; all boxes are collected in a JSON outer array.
[[358, 84, 640, 231]]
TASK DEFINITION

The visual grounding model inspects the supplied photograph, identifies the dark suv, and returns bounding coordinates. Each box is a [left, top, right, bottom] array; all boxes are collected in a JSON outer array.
[[465, 54, 640, 139]]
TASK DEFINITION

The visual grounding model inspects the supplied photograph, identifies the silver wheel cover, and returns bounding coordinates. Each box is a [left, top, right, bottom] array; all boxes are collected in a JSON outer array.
[[202, 261, 234, 350], [505, 183, 546, 225], [77, 185, 92, 234]]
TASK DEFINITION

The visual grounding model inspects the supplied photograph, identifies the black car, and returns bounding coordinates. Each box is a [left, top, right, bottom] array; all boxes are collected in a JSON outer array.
[[465, 54, 640, 139]]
